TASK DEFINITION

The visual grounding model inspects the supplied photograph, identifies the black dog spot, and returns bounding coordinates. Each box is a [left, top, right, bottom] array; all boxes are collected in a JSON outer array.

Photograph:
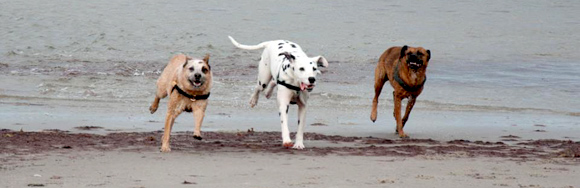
[[286, 105, 289, 114], [278, 46, 283, 49], [278, 52, 296, 61], [283, 64, 292, 71], [278, 43, 284, 46], [262, 84, 266, 89], [291, 44, 296, 48]]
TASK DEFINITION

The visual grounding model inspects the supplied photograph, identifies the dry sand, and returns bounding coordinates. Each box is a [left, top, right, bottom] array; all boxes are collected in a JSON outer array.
[[3, 150, 579, 188], [1, 130, 579, 187]]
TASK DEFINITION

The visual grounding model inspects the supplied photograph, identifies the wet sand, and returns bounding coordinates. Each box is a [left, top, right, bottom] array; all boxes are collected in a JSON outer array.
[[1, 130, 579, 187]]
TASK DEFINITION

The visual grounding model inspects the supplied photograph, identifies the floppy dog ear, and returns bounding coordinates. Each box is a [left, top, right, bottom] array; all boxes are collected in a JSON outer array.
[[278, 52, 296, 63], [400, 45, 408, 59], [426, 50, 431, 61], [176, 54, 192, 68], [312, 56, 328, 68], [182, 59, 189, 68], [203, 53, 211, 70]]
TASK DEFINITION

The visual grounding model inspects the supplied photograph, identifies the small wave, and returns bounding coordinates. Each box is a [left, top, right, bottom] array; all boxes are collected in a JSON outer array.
[[309, 92, 576, 116], [418, 100, 574, 116]]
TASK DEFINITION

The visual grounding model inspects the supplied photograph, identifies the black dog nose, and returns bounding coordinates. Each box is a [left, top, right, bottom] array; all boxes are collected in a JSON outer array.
[[194, 73, 201, 79], [308, 77, 316, 84]]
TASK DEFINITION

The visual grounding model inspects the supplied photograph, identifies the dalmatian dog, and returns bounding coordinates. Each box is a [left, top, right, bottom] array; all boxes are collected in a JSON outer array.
[[228, 36, 329, 149]]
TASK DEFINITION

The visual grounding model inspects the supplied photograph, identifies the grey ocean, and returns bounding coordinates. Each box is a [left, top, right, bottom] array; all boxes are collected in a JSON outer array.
[[1, 0, 579, 141]]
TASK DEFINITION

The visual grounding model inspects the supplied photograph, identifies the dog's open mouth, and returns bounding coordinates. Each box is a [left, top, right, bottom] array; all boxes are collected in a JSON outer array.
[[408, 61, 423, 69], [191, 80, 203, 87], [300, 82, 315, 91]]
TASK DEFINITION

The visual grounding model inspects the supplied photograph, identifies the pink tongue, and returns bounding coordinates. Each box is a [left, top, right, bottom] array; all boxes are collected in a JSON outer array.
[[300, 83, 307, 91]]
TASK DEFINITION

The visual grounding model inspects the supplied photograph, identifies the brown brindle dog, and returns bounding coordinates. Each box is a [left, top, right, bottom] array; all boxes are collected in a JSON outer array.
[[149, 54, 212, 152], [370, 45, 430, 138]]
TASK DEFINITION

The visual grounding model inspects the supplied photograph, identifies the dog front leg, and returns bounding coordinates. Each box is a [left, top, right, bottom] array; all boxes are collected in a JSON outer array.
[[161, 109, 179, 152], [277, 89, 293, 148], [401, 96, 416, 129], [393, 95, 408, 138], [293, 102, 307, 149], [192, 101, 208, 140]]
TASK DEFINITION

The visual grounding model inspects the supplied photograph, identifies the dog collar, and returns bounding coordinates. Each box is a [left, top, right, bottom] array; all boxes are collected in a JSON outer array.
[[393, 61, 426, 92], [172, 85, 210, 101], [277, 80, 301, 92]]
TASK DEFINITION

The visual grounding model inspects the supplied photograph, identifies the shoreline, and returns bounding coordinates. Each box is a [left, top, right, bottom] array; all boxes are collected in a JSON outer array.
[[1, 130, 579, 188], [2, 130, 579, 160]]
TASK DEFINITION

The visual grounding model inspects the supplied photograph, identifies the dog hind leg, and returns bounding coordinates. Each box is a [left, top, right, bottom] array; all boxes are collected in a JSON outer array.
[[370, 67, 388, 122], [264, 80, 277, 99], [249, 83, 262, 108], [249, 58, 273, 107]]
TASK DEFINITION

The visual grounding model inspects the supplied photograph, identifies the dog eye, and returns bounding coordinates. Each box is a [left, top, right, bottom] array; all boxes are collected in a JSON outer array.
[[202, 67, 208, 73], [189, 67, 194, 71], [299, 67, 305, 71]]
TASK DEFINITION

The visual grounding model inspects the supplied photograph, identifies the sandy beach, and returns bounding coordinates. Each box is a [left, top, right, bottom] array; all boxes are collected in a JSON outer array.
[[1, 0, 580, 187], [1, 130, 579, 187]]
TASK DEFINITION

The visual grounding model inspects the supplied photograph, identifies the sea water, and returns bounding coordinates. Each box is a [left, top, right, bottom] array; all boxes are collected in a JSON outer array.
[[1, 0, 578, 140]]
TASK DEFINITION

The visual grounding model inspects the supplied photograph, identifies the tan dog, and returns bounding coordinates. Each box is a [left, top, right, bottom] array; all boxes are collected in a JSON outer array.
[[149, 54, 212, 152], [370, 45, 430, 138]]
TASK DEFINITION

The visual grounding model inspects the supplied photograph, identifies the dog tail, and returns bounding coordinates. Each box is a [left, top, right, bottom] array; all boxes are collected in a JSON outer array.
[[228, 36, 268, 50]]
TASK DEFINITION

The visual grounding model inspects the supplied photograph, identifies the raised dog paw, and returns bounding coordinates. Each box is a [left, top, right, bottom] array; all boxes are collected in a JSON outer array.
[[283, 142, 294, 148], [370, 111, 377, 122], [149, 106, 158, 114], [249, 99, 257, 108], [193, 135, 203, 140], [292, 143, 305, 150]]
